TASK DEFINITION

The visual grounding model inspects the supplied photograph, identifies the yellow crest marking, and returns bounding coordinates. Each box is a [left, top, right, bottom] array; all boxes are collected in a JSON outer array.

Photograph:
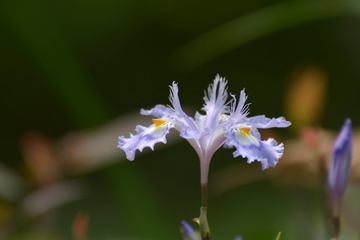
[[239, 127, 251, 136], [152, 119, 166, 127]]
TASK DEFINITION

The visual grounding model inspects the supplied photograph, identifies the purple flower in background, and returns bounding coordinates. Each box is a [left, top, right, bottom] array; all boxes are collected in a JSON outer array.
[[181, 221, 198, 240], [328, 118, 352, 215], [118, 75, 291, 184]]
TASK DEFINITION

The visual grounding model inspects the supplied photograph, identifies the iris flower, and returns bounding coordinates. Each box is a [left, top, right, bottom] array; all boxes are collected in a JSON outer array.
[[118, 75, 290, 239], [118, 75, 291, 184]]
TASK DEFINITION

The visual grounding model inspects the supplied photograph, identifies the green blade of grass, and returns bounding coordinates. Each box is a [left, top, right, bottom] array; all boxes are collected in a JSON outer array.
[[173, 0, 360, 71], [0, 0, 110, 127]]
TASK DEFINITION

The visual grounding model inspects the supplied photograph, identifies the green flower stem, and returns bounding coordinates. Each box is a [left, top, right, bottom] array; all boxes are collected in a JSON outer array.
[[200, 182, 211, 240], [201, 182, 208, 207]]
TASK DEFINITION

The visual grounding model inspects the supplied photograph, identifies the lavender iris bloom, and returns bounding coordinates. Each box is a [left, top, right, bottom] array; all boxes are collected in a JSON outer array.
[[118, 75, 291, 184], [328, 118, 352, 215], [181, 221, 198, 240]]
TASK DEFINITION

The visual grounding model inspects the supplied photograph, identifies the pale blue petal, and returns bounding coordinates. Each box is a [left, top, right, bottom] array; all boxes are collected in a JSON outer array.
[[205, 127, 227, 158], [118, 120, 174, 160], [180, 127, 203, 139], [181, 112, 213, 140], [225, 127, 284, 170], [245, 115, 291, 128], [249, 126, 261, 139], [228, 89, 250, 120], [194, 111, 206, 132], [169, 82, 199, 132], [140, 104, 173, 118], [141, 104, 200, 141], [202, 75, 229, 131]]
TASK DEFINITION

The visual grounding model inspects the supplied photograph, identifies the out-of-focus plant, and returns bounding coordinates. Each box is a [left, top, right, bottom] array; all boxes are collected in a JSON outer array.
[[72, 212, 90, 240], [285, 66, 328, 132], [328, 119, 352, 239]]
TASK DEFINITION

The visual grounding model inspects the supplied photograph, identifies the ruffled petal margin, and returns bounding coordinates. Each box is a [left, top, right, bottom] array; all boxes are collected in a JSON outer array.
[[140, 104, 174, 118], [244, 115, 291, 128], [224, 127, 284, 169], [118, 120, 174, 160]]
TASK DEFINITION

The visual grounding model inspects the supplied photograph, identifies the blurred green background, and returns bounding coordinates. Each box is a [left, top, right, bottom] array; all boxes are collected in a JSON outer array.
[[1, 0, 360, 239]]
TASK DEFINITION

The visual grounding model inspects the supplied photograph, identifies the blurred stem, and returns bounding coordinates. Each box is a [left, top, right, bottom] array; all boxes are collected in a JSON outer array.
[[320, 155, 341, 240], [320, 155, 333, 238], [331, 200, 341, 240], [332, 215, 340, 239]]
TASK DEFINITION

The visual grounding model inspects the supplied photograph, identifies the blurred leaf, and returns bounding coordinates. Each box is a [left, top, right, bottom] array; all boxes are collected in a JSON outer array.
[[275, 231, 281, 240], [173, 0, 360, 71], [105, 163, 173, 239], [20, 181, 85, 219], [0, 0, 110, 127], [0, 1, 174, 238]]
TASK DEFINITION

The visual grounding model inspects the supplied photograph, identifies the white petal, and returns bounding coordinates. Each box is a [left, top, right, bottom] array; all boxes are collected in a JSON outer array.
[[169, 82, 199, 133]]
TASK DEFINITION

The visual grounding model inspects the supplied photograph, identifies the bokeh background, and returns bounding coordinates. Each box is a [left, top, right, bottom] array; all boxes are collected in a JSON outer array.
[[1, 0, 360, 239]]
